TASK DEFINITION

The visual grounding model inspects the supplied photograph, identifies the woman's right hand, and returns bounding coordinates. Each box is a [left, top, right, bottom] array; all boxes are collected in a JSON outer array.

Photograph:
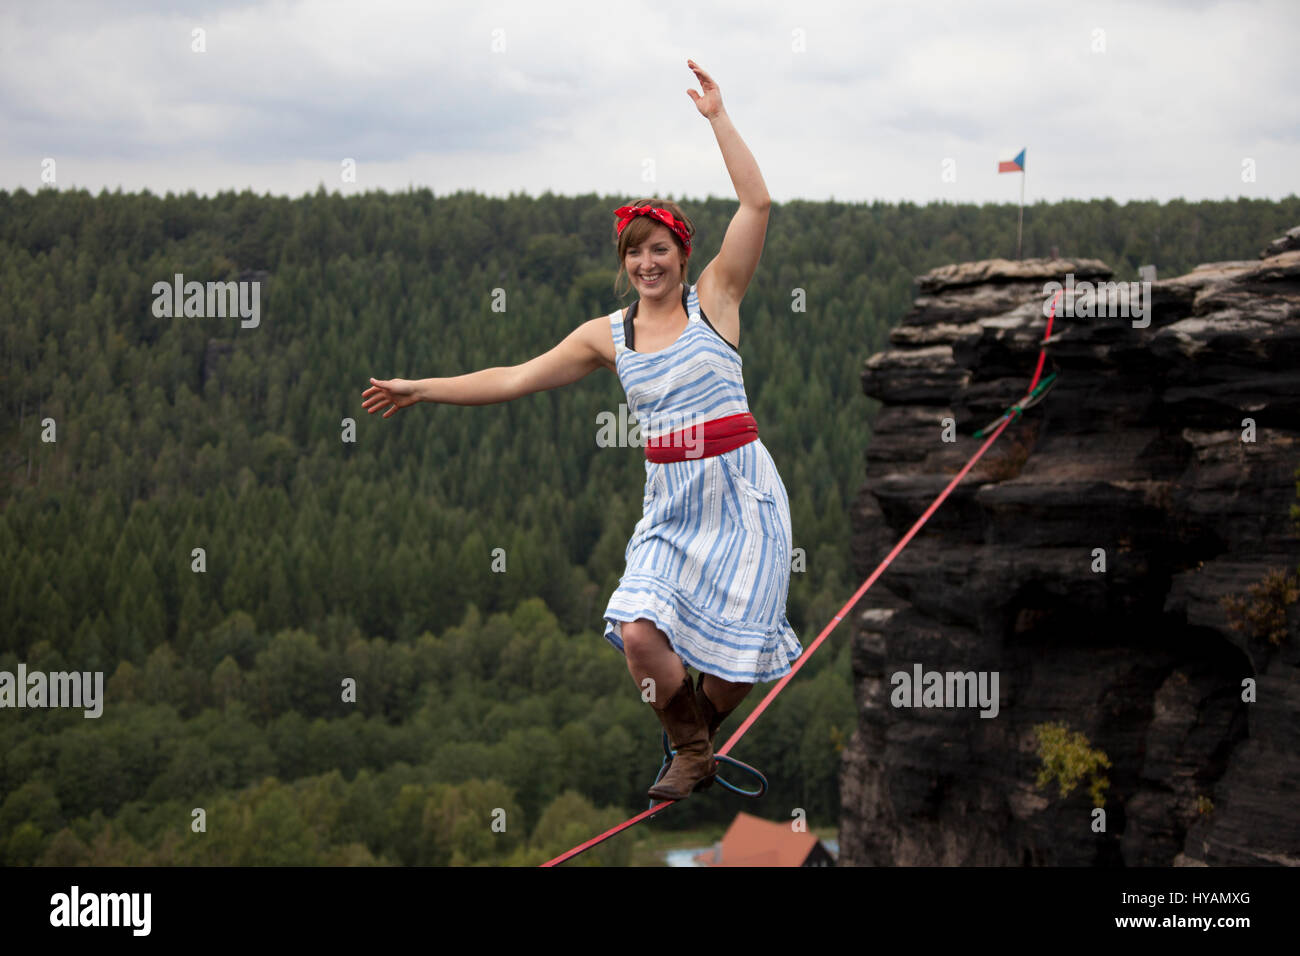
[[362, 377, 421, 418]]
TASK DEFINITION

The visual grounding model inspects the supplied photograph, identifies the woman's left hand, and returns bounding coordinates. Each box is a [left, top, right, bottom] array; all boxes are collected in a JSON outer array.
[[686, 59, 725, 119]]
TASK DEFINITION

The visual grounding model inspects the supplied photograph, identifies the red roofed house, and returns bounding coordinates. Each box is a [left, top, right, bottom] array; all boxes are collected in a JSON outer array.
[[692, 812, 836, 867]]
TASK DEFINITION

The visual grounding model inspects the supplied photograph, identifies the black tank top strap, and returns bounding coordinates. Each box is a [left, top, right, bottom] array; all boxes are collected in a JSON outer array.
[[623, 298, 639, 349], [692, 284, 740, 354]]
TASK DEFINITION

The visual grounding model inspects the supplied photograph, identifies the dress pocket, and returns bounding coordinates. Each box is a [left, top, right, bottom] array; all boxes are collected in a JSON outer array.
[[719, 449, 775, 502], [718, 451, 780, 538]]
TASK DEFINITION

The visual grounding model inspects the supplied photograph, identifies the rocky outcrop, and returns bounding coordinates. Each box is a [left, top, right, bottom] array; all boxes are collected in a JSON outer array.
[[839, 229, 1300, 866], [1262, 225, 1300, 258]]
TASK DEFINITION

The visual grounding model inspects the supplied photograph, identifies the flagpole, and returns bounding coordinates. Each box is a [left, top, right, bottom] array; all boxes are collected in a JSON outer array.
[[1017, 167, 1025, 259]]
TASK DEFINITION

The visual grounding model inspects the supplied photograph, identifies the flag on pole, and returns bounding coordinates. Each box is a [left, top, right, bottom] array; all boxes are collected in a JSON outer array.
[[998, 149, 1028, 258]]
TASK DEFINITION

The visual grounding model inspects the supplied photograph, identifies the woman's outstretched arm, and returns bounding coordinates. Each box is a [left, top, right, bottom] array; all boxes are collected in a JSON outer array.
[[363, 316, 609, 417]]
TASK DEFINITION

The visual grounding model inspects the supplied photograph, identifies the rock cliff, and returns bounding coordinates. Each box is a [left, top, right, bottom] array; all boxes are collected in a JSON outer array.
[[838, 228, 1300, 866]]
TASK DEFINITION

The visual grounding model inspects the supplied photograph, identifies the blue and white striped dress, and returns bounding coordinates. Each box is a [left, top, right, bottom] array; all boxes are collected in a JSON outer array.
[[601, 282, 804, 683]]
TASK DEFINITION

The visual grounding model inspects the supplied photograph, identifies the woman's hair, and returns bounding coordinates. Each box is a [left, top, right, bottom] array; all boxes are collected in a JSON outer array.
[[612, 198, 696, 299]]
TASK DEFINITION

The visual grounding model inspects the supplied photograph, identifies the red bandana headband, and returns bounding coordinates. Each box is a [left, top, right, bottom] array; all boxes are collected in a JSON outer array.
[[613, 205, 691, 256]]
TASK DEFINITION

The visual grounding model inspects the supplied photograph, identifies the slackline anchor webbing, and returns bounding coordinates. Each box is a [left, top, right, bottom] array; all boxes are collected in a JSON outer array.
[[538, 289, 1064, 868], [973, 288, 1061, 439], [973, 371, 1058, 438]]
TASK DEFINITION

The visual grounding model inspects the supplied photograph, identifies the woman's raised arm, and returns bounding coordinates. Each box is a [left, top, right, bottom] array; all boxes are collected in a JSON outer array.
[[687, 59, 772, 308]]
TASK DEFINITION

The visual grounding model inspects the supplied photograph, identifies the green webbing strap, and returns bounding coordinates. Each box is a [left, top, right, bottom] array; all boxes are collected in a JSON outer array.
[[973, 372, 1058, 438]]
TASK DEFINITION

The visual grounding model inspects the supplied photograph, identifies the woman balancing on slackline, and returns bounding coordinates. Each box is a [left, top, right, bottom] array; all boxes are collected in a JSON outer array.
[[362, 59, 802, 801]]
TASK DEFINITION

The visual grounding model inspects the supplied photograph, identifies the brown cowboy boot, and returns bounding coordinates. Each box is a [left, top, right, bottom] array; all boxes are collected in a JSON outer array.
[[691, 671, 737, 791], [646, 674, 717, 800], [653, 672, 738, 793]]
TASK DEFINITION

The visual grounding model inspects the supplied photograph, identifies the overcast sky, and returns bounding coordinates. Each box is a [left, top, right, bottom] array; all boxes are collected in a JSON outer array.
[[2, 0, 1296, 205]]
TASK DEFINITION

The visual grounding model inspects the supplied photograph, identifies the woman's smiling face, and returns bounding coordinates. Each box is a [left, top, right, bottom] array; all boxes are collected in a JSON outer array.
[[626, 222, 687, 297]]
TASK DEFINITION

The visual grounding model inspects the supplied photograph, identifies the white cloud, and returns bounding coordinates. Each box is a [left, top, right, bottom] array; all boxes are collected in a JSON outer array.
[[0, 0, 1296, 201]]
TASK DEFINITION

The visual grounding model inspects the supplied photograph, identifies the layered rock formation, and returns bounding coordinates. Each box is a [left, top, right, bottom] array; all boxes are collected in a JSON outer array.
[[839, 229, 1300, 866]]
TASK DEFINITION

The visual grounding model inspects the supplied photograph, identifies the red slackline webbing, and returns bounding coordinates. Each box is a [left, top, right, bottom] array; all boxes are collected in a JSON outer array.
[[1027, 291, 1058, 394], [540, 291, 1061, 867]]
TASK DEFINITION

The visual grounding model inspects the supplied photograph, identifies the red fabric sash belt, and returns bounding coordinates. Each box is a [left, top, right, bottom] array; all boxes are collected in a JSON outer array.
[[644, 412, 758, 462]]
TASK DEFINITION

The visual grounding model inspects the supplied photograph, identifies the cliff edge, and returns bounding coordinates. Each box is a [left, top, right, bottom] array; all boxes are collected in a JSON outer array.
[[839, 227, 1300, 866]]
